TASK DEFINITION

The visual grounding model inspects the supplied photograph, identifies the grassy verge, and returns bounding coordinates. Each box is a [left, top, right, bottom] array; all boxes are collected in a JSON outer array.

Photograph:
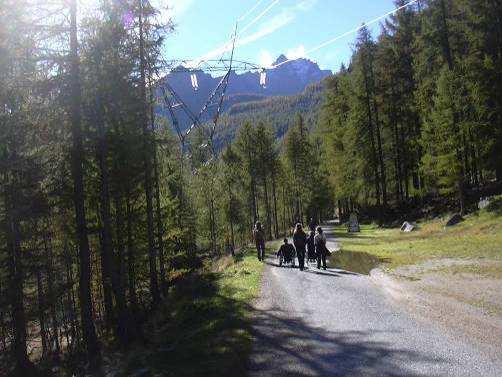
[[122, 247, 265, 377], [333, 207, 502, 273]]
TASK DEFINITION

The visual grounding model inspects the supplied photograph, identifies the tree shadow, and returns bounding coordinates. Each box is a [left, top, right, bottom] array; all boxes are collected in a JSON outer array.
[[125, 262, 449, 377], [248, 306, 446, 377], [232, 252, 244, 262]]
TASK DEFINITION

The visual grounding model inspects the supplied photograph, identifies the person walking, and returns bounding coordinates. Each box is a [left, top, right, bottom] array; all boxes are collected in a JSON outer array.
[[293, 223, 307, 271], [308, 217, 317, 233], [253, 221, 266, 261], [314, 226, 327, 270]]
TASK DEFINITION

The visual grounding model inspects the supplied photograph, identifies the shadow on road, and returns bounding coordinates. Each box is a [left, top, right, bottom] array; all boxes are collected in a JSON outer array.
[[264, 260, 361, 278], [248, 305, 446, 377]]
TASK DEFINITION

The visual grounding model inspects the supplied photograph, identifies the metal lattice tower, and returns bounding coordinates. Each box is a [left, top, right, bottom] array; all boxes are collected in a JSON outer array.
[[155, 24, 267, 164]]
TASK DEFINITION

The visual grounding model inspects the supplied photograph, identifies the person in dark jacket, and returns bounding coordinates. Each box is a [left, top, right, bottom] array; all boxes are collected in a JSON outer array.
[[306, 230, 316, 263], [314, 226, 328, 270], [293, 223, 307, 271], [253, 221, 266, 261], [276, 238, 296, 267], [308, 217, 317, 233]]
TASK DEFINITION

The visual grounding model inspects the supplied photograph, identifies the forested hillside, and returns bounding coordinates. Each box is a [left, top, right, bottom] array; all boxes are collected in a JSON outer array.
[[159, 54, 331, 132], [317, 0, 502, 220], [215, 80, 325, 147], [0, 1, 192, 375]]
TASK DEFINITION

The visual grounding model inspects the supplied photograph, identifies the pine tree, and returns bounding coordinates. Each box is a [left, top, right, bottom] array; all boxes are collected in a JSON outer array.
[[421, 67, 468, 213], [68, 0, 101, 365], [462, 0, 502, 181], [221, 145, 244, 253]]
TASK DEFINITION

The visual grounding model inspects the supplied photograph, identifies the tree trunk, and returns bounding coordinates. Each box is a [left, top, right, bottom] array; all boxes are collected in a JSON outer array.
[[373, 104, 387, 208], [496, 165, 502, 183], [36, 270, 48, 359], [363, 72, 381, 208], [439, 0, 454, 70], [229, 210, 235, 256], [64, 241, 79, 353], [0, 277, 6, 352], [138, 0, 160, 306], [282, 186, 287, 236], [271, 171, 279, 239], [114, 190, 136, 341], [95, 90, 130, 344], [95, 93, 114, 331], [250, 176, 258, 224], [96, 211, 114, 329], [43, 229, 60, 358], [392, 118, 403, 203], [126, 191, 139, 317], [208, 182, 218, 254], [369, 55, 387, 208], [149, 87, 167, 295], [69, 0, 100, 365], [3, 173, 35, 375], [263, 177, 273, 240]]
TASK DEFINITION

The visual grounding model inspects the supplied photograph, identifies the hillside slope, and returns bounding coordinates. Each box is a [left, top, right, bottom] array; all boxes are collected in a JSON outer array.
[[214, 80, 326, 148], [158, 55, 331, 134]]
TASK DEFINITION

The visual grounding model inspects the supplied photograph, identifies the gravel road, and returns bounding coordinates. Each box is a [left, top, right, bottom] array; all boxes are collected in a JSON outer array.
[[247, 225, 502, 376]]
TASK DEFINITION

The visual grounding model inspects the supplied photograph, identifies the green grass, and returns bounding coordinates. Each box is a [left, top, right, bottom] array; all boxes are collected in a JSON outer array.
[[334, 209, 502, 271], [122, 248, 264, 377]]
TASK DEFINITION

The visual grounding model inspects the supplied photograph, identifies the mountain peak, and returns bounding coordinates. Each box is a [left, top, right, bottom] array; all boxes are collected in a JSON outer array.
[[274, 54, 288, 65]]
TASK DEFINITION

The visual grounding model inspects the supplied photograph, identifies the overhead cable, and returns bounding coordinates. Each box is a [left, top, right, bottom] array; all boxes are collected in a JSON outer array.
[[272, 0, 419, 69]]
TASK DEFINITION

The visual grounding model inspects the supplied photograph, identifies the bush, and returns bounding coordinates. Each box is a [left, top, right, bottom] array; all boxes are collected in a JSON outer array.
[[486, 196, 502, 215]]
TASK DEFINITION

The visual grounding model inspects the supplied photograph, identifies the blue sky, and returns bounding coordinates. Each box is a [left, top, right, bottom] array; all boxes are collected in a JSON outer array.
[[163, 0, 401, 73]]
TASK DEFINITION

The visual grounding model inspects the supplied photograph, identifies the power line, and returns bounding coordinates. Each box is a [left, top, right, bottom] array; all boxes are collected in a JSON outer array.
[[157, 24, 240, 162], [239, 0, 280, 35], [188, 0, 279, 68], [272, 0, 419, 69], [238, 0, 267, 22], [159, 0, 422, 163]]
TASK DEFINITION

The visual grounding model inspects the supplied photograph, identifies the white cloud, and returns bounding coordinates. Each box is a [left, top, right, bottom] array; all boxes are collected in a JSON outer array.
[[286, 44, 306, 60], [258, 50, 274, 68], [236, 0, 317, 49], [191, 0, 318, 65], [237, 10, 294, 47], [296, 0, 318, 11]]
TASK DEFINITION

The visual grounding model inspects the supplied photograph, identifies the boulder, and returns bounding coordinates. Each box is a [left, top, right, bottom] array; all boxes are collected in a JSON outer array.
[[478, 197, 491, 210], [445, 213, 463, 227], [400, 221, 415, 232], [347, 213, 360, 232]]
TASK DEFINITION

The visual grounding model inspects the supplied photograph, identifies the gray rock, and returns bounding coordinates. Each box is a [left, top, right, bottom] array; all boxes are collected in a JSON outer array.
[[130, 368, 150, 377], [478, 197, 491, 210], [347, 213, 360, 232], [446, 213, 463, 227], [400, 221, 415, 232]]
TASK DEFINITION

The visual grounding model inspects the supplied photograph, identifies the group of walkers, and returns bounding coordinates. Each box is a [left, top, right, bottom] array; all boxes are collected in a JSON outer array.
[[253, 220, 329, 271]]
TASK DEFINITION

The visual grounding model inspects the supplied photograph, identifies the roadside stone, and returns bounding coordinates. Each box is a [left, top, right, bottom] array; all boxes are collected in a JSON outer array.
[[400, 221, 415, 232], [478, 197, 491, 210], [131, 368, 149, 377], [347, 212, 360, 232], [446, 213, 463, 227]]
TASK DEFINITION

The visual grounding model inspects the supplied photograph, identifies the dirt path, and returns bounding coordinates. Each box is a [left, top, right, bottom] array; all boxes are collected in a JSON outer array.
[[248, 225, 502, 376], [371, 260, 502, 360]]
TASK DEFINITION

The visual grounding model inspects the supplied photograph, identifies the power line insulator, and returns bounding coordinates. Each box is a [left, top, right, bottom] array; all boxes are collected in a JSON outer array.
[[260, 70, 267, 88], [190, 73, 199, 91]]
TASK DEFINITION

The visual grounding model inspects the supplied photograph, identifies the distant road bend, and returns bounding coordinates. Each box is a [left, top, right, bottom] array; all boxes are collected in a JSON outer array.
[[248, 225, 502, 377]]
